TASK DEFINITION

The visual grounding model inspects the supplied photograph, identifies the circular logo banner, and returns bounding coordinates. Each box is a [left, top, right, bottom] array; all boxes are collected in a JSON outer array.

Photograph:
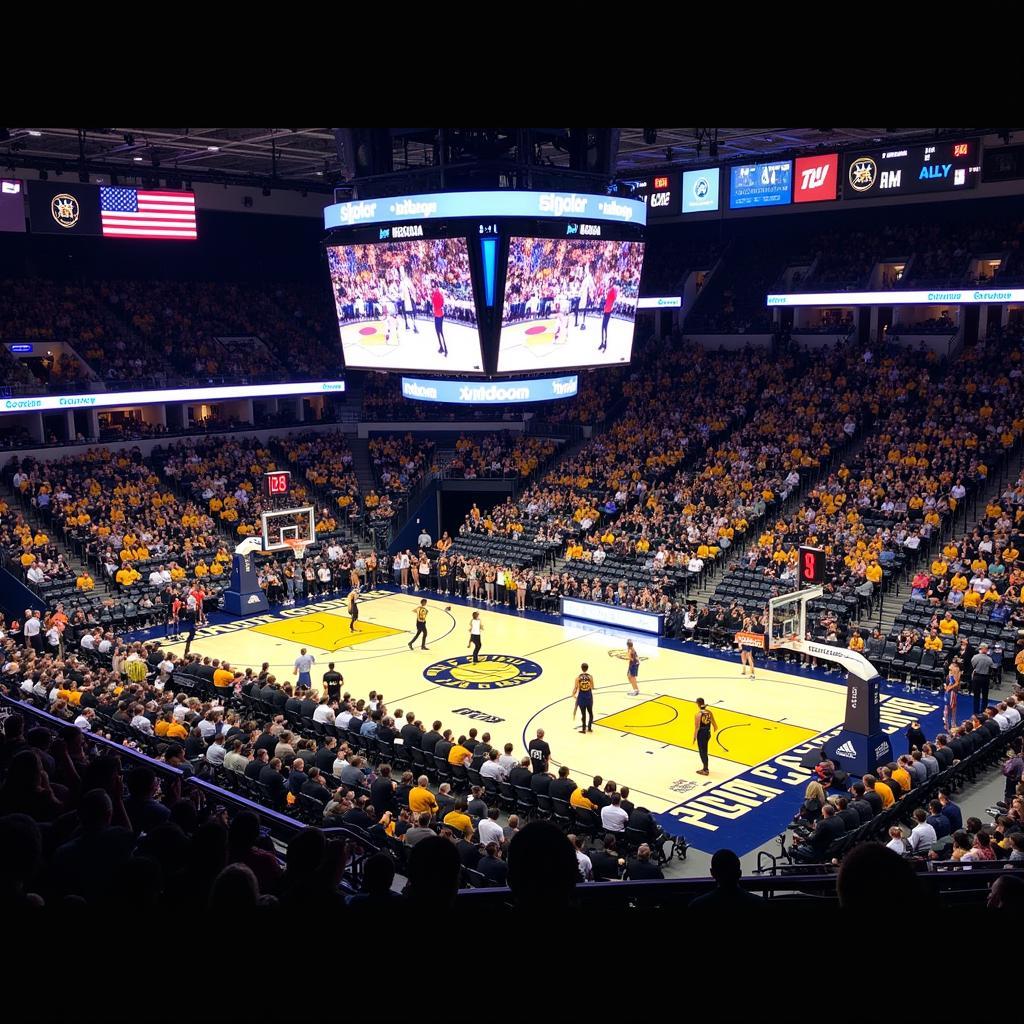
[[424, 654, 542, 690]]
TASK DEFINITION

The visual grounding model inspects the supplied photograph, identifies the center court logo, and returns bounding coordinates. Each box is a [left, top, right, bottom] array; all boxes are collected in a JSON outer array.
[[424, 655, 542, 690]]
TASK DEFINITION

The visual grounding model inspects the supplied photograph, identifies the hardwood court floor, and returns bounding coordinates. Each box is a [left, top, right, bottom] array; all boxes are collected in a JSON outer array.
[[157, 589, 944, 853]]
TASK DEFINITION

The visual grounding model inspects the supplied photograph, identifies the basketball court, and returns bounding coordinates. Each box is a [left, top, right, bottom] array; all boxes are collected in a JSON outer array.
[[149, 589, 946, 854], [337, 317, 483, 372], [497, 314, 634, 371]]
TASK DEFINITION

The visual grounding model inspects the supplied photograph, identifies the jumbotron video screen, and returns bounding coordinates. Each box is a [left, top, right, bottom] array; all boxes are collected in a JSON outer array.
[[327, 237, 484, 373], [497, 235, 645, 373]]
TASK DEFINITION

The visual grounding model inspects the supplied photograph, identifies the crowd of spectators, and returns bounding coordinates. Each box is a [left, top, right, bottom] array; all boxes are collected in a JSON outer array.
[[161, 436, 334, 541], [277, 431, 360, 520], [1, 615, 1021, 912], [788, 702, 1024, 866], [365, 434, 436, 522], [793, 214, 1024, 293], [445, 433, 557, 479]]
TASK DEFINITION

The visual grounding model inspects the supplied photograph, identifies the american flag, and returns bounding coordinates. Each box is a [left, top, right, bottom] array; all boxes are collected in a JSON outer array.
[[99, 188, 197, 240]]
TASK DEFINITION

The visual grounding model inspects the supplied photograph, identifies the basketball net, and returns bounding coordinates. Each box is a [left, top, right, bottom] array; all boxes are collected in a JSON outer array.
[[283, 538, 311, 561]]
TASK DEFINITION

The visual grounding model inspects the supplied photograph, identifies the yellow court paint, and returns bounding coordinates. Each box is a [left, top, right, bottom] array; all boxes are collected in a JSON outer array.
[[596, 696, 821, 767], [249, 612, 402, 653]]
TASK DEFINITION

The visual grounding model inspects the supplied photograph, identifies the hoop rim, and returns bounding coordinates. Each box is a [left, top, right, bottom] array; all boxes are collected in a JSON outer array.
[[282, 537, 313, 559]]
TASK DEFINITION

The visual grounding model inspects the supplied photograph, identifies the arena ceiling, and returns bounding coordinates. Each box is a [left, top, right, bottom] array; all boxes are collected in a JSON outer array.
[[0, 127, 993, 191]]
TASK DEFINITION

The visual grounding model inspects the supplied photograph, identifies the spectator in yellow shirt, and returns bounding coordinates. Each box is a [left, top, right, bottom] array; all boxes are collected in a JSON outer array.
[[76, 572, 94, 591], [870, 775, 895, 809], [409, 778, 439, 817], [213, 665, 235, 690], [938, 613, 959, 637], [447, 739, 472, 766], [888, 763, 911, 794], [924, 631, 943, 652], [443, 801, 474, 839], [570, 787, 597, 811], [115, 566, 140, 587]]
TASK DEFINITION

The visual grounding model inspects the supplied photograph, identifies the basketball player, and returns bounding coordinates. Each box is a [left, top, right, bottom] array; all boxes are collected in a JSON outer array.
[[467, 610, 483, 663], [739, 616, 757, 679], [625, 639, 640, 695], [399, 269, 418, 332], [553, 281, 572, 342], [347, 587, 359, 633], [575, 263, 594, 329], [430, 280, 448, 356], [943, 658, 961, 730], [573, 662, 596, 734], [693, 698, 718, 776], [386, 279, 401, 339], [599, 278, 617, 353], [408, 599, 429, 650]]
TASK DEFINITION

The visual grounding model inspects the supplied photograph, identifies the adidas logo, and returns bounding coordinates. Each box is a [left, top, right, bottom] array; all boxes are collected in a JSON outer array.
[[836, 741, 857, 758], [247, 595, 261, 605]]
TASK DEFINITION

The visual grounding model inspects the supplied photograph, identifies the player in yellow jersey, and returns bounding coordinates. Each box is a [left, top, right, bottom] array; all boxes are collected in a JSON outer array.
[[408, 599, 429, 650]]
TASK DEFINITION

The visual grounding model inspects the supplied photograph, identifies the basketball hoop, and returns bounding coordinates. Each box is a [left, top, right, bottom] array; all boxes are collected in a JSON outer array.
[[283, 537, 312, 561], [769, 633, 801, 652]]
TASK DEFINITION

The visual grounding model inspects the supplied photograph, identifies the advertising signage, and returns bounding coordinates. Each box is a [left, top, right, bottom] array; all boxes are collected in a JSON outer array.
[[793, 154, 839, 203], [729, 161, 792, 209], [844, 141, 980, 199]]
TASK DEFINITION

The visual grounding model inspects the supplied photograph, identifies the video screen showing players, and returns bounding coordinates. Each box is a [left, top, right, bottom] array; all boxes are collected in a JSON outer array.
[[498, 236, 645, 373], [327, 238, 483, 373]]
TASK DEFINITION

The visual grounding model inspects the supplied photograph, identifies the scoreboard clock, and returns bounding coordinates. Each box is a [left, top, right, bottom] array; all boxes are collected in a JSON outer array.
[[798, 545, 826, 587], [263, 470, 291, 499]]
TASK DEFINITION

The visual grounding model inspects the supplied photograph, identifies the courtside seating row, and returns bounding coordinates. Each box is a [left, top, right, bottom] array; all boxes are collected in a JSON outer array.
[[867, 637, 1009, 690], [789, 717, 1023, 865], [127, 678, 684, 868], [892, 601, 1017, 650]]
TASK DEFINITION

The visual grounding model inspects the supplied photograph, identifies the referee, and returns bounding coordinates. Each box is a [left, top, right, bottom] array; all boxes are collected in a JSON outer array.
[[467, 611, 483, 663]]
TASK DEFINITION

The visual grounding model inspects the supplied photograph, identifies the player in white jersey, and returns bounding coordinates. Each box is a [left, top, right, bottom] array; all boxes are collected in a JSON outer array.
[[575, 265, 594, 329], [382, 280, 400, 342], [399, 271, 418, 333], [553, 282, 572, 342]]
